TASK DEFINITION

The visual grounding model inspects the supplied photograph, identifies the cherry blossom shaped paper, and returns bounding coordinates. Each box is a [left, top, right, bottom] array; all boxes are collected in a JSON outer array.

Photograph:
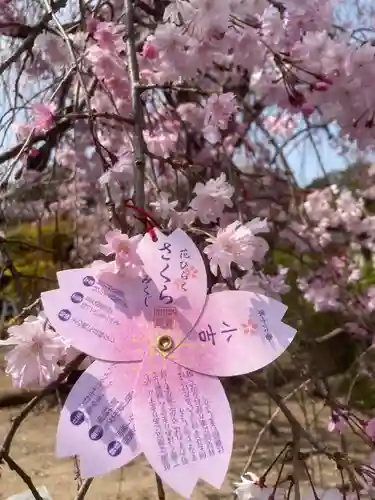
[[55, 360, 140, 478], [41, 228, 297, 498]]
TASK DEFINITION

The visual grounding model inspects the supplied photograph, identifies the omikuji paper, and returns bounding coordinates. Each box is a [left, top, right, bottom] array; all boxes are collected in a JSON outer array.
[[41, 228, 296, 498]]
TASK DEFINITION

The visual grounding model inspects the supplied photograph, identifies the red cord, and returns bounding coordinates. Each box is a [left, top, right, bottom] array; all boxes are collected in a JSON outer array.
[[124, 201, 160, 241]]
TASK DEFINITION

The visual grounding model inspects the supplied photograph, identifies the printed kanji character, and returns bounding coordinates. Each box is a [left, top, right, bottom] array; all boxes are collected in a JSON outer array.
[[221, 321, 237, 342], [198, 324, 216, 345], [180, 249, 190, 260]]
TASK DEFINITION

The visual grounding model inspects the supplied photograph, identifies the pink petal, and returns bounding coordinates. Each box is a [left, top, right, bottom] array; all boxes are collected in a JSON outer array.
[[137, 229, 207, 345], [56, 360, 140, 477], [171, 290, 296, 376], [99, 243, 114, 256], [41, 277, 145, 362], [105, 229, 121, 243], [133, 352, 233, 497]]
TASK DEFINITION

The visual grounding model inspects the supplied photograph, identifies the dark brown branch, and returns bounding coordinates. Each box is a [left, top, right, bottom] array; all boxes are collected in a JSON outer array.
[[155, 473, 166, 500], [0, 389, 41, 408], [3, 455, 44, 500], [74, 478, 93, 500]]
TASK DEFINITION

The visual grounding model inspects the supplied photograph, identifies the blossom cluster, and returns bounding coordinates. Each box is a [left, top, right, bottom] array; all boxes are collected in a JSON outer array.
[[0, 313, 90, 388], [0, 0, 375, 496]]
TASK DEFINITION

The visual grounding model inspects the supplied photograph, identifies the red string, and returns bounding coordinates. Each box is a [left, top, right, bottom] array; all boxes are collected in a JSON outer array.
[[124, 200, 160, 242]]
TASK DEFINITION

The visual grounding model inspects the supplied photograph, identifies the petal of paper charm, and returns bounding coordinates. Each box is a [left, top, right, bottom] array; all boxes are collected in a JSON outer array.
[[56, 268, 145, 318], [56, 359, 141, 477], [171, 290, 297, 377], [133, 352, 233, 498], [41, 289, 144, 362], [137, 229, 207, 343]]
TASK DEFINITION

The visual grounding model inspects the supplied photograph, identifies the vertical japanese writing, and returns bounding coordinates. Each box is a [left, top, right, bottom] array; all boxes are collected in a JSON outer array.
[[258, 309, 273, 341], [158, 242, 173, 304], [142, 275, 152, 307], [179, 248, 191, 292], [146, 365, 225, 471], [203, 398, 224, 454]]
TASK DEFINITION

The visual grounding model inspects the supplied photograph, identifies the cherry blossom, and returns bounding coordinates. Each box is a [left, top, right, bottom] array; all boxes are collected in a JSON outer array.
[[234, 472, 284, 500], [32, 103, 57, 132], [327, 411, 348, 434], [365, 418, 375, 441], [92, 22, 126, 53], [204, 219, 269, 278], [190, 173, 234, 224], [150, 191, 178, 219], [99, 230, 144, 277], [0, 314, 68, 389]]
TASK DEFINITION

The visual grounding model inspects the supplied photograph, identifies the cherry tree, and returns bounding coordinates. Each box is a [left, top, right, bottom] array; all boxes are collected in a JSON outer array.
[[1, 0, 375, 499]]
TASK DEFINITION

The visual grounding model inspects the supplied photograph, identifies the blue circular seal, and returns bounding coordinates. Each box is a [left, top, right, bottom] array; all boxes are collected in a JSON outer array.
[[70, 410, 85, 426], [89, 425, 104, 441], [82, 276, 95, 287], [107, 440, 122, 457], [58, 309, 71, 321], [71, 292, 84, 304]]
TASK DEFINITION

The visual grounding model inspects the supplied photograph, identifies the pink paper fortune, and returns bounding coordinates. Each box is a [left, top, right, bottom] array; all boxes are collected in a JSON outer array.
[[41, 228, 297, 498]]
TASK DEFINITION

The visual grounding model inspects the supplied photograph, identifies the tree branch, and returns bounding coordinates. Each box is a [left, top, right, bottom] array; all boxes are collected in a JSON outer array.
[[125, 0, 147, 233]]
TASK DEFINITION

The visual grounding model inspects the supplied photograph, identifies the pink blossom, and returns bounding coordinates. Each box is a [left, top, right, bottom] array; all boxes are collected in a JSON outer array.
[[150, 191, 178, 219], [163, 0, 195, 24], [32, 103, 57, 132], [366, 287, 375, 311], [237, 268, 290, 300], [86, 15, 99, 35], [203, 93, 238, 132], [365, 418, 375, 441], [100, 230, 144, 277], [314, 81, 331, 91], [327, 411, 347, 433], [234, 472, 284, 500], [0, 314, 68, 389], [143, 127, 178, 158], [190, 173, 234, 224], [204, 219, 269, 278], [301, 102, 315, 116], [93, 22, 126, 53], [142, 42, 158, 60], [298, 278, 341, 312], [13, 122, 33, 141]]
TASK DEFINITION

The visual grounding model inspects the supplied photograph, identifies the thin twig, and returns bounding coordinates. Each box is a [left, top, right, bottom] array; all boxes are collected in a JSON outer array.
[[3, 455, 44, 500], [155, 473, 166, 500], [243, 379, 311, 473], [74, 478, 93, 500]]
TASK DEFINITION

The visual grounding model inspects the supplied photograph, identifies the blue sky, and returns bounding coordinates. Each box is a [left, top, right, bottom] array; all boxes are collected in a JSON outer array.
[[286, 133, 349, 186]]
